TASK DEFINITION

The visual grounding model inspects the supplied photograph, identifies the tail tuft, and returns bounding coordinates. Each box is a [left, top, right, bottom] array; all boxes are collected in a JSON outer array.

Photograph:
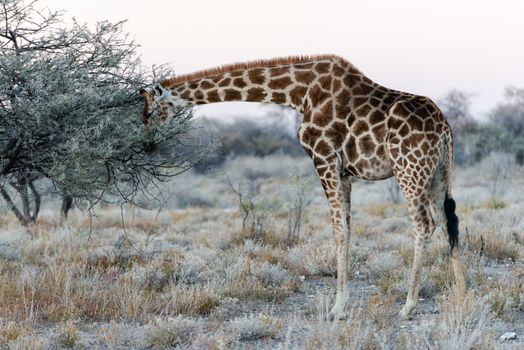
[[444, 194, 459, 250]]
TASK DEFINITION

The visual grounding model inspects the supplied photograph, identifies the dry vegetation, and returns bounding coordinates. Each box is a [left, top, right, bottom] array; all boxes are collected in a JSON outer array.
[[0, 155, 523, 349]]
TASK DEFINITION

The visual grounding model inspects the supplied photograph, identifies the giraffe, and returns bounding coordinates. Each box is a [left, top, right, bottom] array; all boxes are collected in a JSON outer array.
[[139, 54, 466, 319]]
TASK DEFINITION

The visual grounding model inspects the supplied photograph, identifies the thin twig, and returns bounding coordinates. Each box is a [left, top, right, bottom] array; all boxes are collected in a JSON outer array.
[[120, 202, 137, 252]]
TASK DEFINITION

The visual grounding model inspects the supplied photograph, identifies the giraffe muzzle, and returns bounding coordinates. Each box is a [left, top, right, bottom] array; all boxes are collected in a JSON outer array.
[[143, 141, 157, 154]]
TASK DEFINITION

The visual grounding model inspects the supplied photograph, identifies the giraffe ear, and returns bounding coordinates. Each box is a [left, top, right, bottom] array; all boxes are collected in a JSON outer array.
[[139, 88, 147, 96]]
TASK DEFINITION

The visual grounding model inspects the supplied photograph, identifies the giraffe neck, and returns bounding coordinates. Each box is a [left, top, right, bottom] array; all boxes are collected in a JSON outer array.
[[160, 56, 351, 113]]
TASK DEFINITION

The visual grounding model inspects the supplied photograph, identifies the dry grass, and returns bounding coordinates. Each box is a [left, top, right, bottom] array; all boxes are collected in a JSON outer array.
[[465, 227, 520, 262], [399, 291, 496, 349], [0, 157, 522, 348], [304, 293, 378, 350]]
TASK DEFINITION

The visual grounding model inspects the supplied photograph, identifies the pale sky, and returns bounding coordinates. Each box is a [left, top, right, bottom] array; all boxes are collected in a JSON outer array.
[[46, 0, 524, 119]]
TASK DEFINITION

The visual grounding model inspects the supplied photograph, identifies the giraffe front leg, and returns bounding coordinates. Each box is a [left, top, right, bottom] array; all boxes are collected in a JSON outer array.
[[315, 162, 350, 321], [328, 221, 349, 321]]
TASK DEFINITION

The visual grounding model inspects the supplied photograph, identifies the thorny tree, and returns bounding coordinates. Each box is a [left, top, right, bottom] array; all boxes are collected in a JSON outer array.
[[0, 0, 210, 225]]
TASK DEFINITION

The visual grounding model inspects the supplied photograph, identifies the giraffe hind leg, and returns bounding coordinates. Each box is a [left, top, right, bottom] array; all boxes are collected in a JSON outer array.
[[392, 159, 436, 319], [399, 194, 434, 319]]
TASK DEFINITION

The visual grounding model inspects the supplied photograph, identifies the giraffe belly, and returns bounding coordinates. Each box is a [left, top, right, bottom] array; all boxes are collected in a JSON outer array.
[[343, 154, 394, 180]]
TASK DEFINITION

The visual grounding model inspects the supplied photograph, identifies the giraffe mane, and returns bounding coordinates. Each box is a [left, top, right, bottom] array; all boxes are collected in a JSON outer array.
[[160, 54, 351, 88]]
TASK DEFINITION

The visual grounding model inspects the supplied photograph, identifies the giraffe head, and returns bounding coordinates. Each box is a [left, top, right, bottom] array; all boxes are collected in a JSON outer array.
[[139, 84, 182, 127], [139, 84, 189, 153]]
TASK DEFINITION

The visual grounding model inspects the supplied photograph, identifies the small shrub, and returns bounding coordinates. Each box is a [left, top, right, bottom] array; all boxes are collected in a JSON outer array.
[[366, 252, 402, 279], [57, 321, 80, 348], [286, 243, 336, 277], [229, 313, 283, 341], [485, 198, 506, 210], [305, 295, 376, 350], [482, 273, 524, 319], [0, 321, 30, 343], [162, 285, 220, 316], [146, 316, 201, 349], [378, 271, 409, 301], [220, 255, 299, 301], [364, 294, 395, 330]]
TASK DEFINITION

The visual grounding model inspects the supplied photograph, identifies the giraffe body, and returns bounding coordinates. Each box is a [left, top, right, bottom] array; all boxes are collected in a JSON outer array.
[[141, 55, 466, 319]]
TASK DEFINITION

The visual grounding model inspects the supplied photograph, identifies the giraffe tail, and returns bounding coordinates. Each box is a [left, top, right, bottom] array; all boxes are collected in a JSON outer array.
[[442, 129, 459, 251], [442, 127, 466, 300]]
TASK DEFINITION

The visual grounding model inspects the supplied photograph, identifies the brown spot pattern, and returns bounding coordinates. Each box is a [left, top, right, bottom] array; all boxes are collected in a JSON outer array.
[[353, 120, 369, 134], [248, 68, 266, 84], [320, 101, 333, 118], [224, 89, 241, 101], [270, 66, 290, 77], [315, 62, 331, 74], [325, 122, 347, 148], [346, 136, 358, 161], [355, 104, 371, 117], [194, 90, 204, 100], [246, 87, 266, 102], [353, 83, 374, 96], [408, 115, 423, 131], [319, 76, 332, 91], [370, 111, 385, 124], [206, 89, 220, 102], [314, 140, 332, 156], [353, 97, 368, 107], [218, 78, 231, 87], [294, 70, 316, 84], [372, 125, 386, 142], [268, 76, 293, 90], [300, 126, 322, 146], [333, 64, 345, 77], [303, 109, 312, 123], [233, 78, 248, 88], [200, 80, 214, 89], [180, 90, 191, 100], [343, 74, 360, 87], [290, 86, 307, 106], [399, 123, 410, 136], [370, 97, 381, 107], [271, 92, 287, 104], [309, 84, 330, 105], [313, 111, 332, 127], [359, 134, 376, 156]]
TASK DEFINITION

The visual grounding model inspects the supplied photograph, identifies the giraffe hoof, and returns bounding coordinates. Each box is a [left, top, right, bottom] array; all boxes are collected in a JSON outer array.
[[327, 311, 348, 322], [399, 305, 415, 320], [399, 309, 413, 320], [400, 297, 418, 320]]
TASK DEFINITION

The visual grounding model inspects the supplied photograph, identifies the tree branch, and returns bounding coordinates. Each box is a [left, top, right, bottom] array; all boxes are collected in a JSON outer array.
[[0, 185, 27, 225]]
